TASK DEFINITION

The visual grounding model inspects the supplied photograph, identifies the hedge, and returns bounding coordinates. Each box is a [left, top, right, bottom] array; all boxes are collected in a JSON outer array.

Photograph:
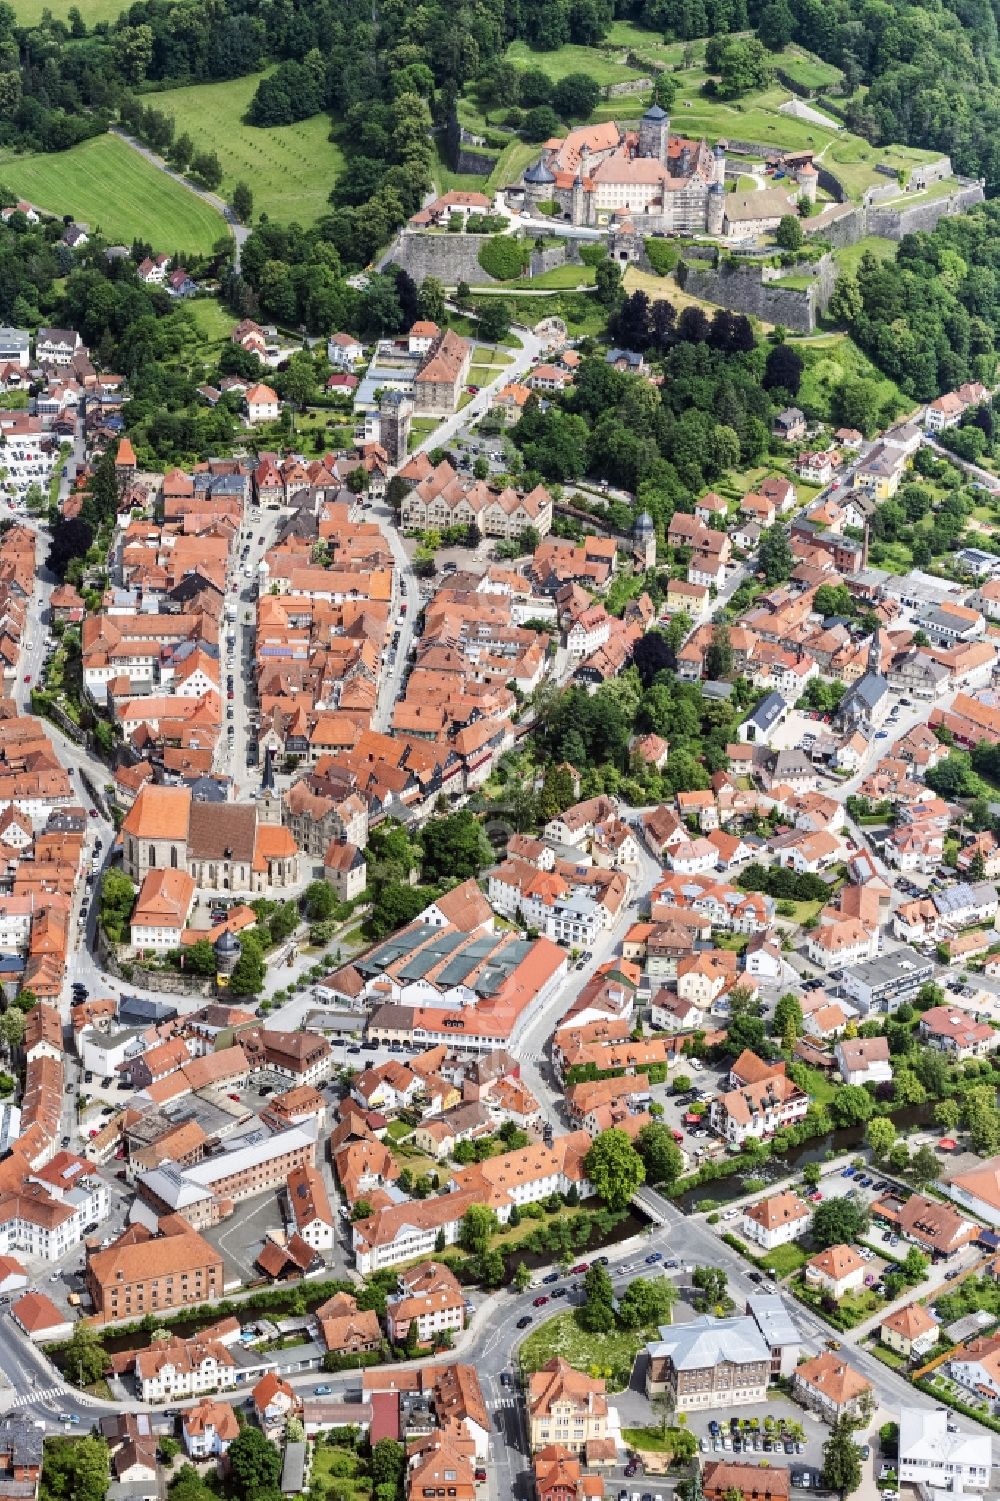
[[914, 1377, 1000, 1433], [322, 1347, 389, 1372]]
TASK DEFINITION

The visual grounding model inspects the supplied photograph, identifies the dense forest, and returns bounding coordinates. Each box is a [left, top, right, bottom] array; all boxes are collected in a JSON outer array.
[[830, 205, 1000, 399]]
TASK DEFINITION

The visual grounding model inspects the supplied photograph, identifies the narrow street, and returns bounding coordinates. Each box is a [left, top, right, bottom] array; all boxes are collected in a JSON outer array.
[[509, 809, 662, 1128], [370, 498, 419, 733]]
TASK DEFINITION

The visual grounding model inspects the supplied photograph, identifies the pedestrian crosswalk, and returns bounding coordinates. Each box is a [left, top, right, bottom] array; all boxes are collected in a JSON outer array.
[[8, 1386, 62, 1411]]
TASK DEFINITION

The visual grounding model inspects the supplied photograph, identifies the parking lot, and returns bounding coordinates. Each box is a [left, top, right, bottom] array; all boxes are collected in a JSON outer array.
[[687, 1401, 823, 1475], [644, 1061, 731, 1165]]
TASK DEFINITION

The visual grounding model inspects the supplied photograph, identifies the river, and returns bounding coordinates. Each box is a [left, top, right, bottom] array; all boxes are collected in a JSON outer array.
[[672, 1103, 936, 1215]]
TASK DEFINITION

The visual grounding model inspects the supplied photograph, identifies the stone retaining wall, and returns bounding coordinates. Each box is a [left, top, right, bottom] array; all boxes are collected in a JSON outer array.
[[867, 182, 985, 238], [678, 257, 817, 333], [96, 926, 213, 996], [388, 231, 500, 284]]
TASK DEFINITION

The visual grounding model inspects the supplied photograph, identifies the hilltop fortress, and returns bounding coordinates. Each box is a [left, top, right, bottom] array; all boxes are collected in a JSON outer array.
[[520, 107, 727, 234], [516, 105, 818, 236]]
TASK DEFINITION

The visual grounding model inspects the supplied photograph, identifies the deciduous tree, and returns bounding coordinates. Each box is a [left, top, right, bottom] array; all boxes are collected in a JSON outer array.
[[585, 1128, 645, 1209]]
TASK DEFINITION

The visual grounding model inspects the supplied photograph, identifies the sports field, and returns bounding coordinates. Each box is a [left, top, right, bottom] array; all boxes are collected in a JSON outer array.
[[0, 134, 225, 255], [151, 73, 345, 224]]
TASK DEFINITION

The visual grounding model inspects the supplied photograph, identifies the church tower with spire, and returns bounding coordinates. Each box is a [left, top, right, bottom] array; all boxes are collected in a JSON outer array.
[[257, 744, 282, 826], [868, 626, 884, 677]]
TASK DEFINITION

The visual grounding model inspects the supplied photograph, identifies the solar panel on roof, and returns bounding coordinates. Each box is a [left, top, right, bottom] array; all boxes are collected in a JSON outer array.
[[436, 934, 502, 988], [395, 929, 468, 981], [357, 926, 431, 973]]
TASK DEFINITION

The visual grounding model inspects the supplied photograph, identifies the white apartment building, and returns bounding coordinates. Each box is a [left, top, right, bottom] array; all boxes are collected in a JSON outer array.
[[0, 413, 55, 501], [137, 1339, 238, 1403], [0, 329, 29, 368], [805, 918, 880, 971], [486, 868, 616, 949], [0, 898, 34, 953], [897, 1406, 991, 1492], [0, 1170, 108, 1262]]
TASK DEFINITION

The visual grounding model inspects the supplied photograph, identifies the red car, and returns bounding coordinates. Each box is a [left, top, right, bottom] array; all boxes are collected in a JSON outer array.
[[570, 1262, 589, 1274], [89, 808, 98, 818], [809, 1190, 823, 1202], [228, 1092, 241, 1102], [532, 1295, 549, 1307], [22, 674, 30, 683], [468, 384, 479, 395], [474, 1469, 487, 1482]]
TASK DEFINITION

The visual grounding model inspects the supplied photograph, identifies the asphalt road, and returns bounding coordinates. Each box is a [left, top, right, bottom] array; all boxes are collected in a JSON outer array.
[[509, 817, 662, 1127], [415, 320, 544, 458], [370, 497, 419, 733]]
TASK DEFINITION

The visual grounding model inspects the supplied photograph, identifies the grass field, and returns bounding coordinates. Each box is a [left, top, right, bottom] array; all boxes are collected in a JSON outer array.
[[603, 20, 688, 52], [519, 1309, 658, 1379], [0, 134, 225, 254], [798, 333, 912, 426], [508, 264, 596, 290], [779, 50, 844, 92], [823, 136, 942, 200], [13, 0, 123, 22], [832, 235, 898, 276], [759, 1241, 809, 1277], [505, 39, 646, 84], [148, 72, 345, 223], [181, 297, 235, 352], [486, 140, 542, 192]]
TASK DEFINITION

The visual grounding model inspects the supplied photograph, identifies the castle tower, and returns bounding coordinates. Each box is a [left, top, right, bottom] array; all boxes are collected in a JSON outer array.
[[707, 181, 725, 238], [571, 171, 586, 227], [213, 928, 241, 992], [796, 160, 818, 204], [523, 157, 556, 213], [379, 391, 412, 468], [115, 436, 136, 498], [639, 102, 669, 166], [633, 510, 656, 570], [713, 142, 726, 186], [257, 743, 282, 826]]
